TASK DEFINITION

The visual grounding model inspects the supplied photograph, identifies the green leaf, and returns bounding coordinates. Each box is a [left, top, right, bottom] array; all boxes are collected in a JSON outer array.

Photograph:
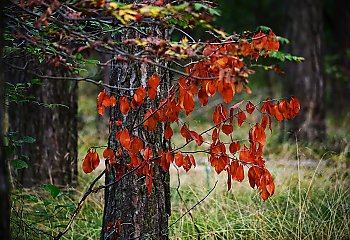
[[11, 159, 28, 170], [40, 184, 62, 198], [22, 136, 36, 143], [257, 26, 271, 32]]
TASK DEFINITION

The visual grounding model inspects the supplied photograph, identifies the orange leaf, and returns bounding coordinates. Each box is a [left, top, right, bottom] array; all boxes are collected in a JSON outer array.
[[180, 123, 191, 142], [119, 96, 130, 115], [183, 92, 195, 116], [261, 115, 269, 129], [246, 101, 255, 114], [129, 136, 144, 154], [235, 163, 244, 182], [144, 108, 158, 131], [164, 124, 173, 140], [222, 124, 233, 135], [103, 148, 116, 165], [183, 155, 191, 172], [109, 96, 116, 107], [82, 149, 100, 174], [198, 86, 209, 106], [148, 74, 161, 100], [189, 154, 196, 168], [189, 130, 204, 146], [229, 141, 241, 154], [119, 129, 131, 150], [131, 86, 146, 108], [237, 110, 246, 127], [175, 152, 184, 167], [143, 146, 154, 162]]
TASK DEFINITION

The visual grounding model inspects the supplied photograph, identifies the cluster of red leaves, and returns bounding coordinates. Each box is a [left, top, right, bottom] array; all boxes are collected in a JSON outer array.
[[260, 96, 300, 122], [82, 148, 100, 174], [97, 89, 116, 115], [87, 31, 301, 200]]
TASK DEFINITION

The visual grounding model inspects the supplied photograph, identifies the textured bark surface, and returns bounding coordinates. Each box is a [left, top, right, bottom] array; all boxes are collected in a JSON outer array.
[[8, 64, 78, 187], [101, 6, 171, 240], [0, 4, 10, 239], [285, 0, 326, 141]]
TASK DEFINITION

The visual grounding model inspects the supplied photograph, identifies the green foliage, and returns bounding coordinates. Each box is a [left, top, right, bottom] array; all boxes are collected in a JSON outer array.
[[40, 184, 63, 199]]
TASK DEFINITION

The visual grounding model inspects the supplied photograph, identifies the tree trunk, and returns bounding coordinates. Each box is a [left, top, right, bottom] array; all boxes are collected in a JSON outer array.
[[0, 3, 10, 239], [330, 0, 350, 114], [285, 0, 326, 142], [8, 64, 78, 187], [101, 7, 171, 240]]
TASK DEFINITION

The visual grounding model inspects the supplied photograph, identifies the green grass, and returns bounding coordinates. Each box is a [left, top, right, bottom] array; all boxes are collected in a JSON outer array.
[[168, 159, 349, 239], [10, 154, 349, 239]]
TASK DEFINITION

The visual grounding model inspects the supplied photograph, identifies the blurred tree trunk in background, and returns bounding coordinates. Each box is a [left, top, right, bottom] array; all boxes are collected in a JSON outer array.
[[101, 2, 171, 240], [0, 3, 10, 239], [330, 0, 350, 114], [7, 64, 78, 187], [285, 0, 326, 142]]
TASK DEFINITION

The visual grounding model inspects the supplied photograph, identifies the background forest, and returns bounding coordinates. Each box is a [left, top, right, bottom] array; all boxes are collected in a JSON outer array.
[[1, 0, 349, 239]]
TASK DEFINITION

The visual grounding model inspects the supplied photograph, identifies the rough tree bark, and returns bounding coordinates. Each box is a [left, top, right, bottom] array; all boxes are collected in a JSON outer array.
[[8, 65, 78, 187], [101, 3, 171, 239], [285, 0, 326, 141], [0, 2, 10, 239]]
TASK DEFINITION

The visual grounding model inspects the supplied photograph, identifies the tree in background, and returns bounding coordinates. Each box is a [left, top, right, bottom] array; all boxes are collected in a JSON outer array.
[[5, 1, 301, 239], [6, 65, 78, 187], [285, 0, 325, 142], [0, 3, 10, 239]]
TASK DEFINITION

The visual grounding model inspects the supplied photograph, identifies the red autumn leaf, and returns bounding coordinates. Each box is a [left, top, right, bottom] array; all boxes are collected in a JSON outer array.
[[237, 110, 246, 127], [166, 150, 174, 164], [246, 101, 255, 114], [131, 86, 146, 108], [130, 154, 142, 167], [216, 57, 229, 67], [148, 74, 161, 100], [221, 82, 234, 104], [227, 169, 232, 191], [239, 145, 253, 163], [252, 31, 268, 50], [175, 152, 184, 167], [143, 146, 154, 162], [119, 129, 131, 150], [129, 136, 144, 154], [267, 30, 280, 51], [251, 124, 266, 146], [103, 148, 116, 165], [248, 167, 257, 188], [159, 151, 170, 172], [183, 92, 195, 116], [222, 124, 233, 135], [189, 130, 204, 146], [198, 86, 209, 106], [164, 124, 173, 140], [183, 155, 192, 172], [144, 108, 158, 131], [109, 96, 116, 107], [261, 115, 269, 129], [212, 128, 219, 144], [234, 163, 244, 182], [189, 154, 196, 168], [82, 149, 100, 174], [213, 104, 228, 125], [229, 141, 241, 154], [180, 123, 191, 142], [119, 96, 130, 115]]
